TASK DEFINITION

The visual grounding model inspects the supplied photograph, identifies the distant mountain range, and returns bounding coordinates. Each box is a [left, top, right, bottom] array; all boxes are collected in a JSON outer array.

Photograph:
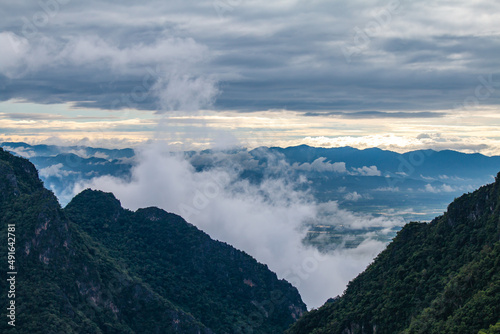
[[3, 142, 499, 219], [0, 147, 305, 333], [2, 141, 500, 251]]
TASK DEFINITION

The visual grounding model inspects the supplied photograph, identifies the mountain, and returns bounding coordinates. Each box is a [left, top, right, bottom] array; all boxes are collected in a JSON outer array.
[[267, 145, 500, 180], [0, 142, 134, 160], [0, 147, 306, 333], [64, 190, 306, 333], [287, 172, 500, 334], [0, 147, 211, 333]]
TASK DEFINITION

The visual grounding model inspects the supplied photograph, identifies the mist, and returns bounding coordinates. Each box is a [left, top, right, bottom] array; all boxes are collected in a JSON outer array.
[[73, 142, 403, 308]]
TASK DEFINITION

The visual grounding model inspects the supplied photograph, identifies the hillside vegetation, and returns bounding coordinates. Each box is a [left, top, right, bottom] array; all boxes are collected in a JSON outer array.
[[287, 172, 500, 334]]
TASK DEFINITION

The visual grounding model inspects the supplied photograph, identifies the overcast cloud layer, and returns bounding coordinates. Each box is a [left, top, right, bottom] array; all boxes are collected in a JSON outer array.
[[1, 0, 500, 114]]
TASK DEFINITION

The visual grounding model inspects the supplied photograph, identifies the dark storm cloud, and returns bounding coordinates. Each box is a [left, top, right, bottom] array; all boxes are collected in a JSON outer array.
[[1, 0, 500, 116]]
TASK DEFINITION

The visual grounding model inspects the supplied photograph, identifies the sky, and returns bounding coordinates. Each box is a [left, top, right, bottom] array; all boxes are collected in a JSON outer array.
[[1, 0, 500, 153]]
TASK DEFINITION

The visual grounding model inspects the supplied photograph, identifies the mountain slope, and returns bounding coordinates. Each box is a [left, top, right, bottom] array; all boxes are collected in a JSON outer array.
[[0, 147, 211, 333], [64, 189, 306, 334], [0, 147, 306, 333], [287, 172, 500, 334]]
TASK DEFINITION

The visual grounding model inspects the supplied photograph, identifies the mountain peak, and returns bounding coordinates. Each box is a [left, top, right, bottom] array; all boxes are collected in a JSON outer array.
[[65, 189, 124, 224], [0, 146, 44, 201], [71, 188, 121, 206]]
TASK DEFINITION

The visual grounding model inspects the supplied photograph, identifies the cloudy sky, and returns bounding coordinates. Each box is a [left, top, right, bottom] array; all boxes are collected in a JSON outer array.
[[1, 0, 500, 153]]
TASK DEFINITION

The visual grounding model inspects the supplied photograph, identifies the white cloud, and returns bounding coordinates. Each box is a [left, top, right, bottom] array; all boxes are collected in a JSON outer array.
[[153, 72, 219, 113], [60, 35, 207, 69], [73, 141, 403, 309], [39, 163, 75, 178], [92, 152, 110, 160], [423, 183, 456, 193], [1, 145, 36, 158], [0, 32, 30, 78], [0, 32, 65, 79], [344, 191, 362, 202], [352, 165, 381, 176], [424, 184, 439, 193], [374, 186, 400, 192], [293, 157, 346, 173], [441, 184, 455, 192], [0, 31, 210, 79], [439, 174, 465, 182]]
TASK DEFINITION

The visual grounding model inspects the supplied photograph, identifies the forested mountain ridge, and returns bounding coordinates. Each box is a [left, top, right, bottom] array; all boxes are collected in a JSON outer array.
[[0, 147, 214, 333], [0, 147, 306, 333], [287, 172, 500, 334], [65, 189, 306, 333]]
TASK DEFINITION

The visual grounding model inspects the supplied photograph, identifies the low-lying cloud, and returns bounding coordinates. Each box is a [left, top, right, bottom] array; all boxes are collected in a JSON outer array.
[[293, 157, 347, 173], [351, 165, 381, 176], [39, 163, 76, 178], [73, 142, 403, 308]]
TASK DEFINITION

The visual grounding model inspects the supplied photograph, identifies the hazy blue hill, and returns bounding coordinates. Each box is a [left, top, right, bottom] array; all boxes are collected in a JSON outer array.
[[65, 189, 307, 334], [400, 149, 500, 178], [30, 153, 132, 177], [268, 145, 500, 179], [287, 172, 500, 334], [267, 145, 401, 169], [0, 142, 62, 156], [1, 142, 134, 160]]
